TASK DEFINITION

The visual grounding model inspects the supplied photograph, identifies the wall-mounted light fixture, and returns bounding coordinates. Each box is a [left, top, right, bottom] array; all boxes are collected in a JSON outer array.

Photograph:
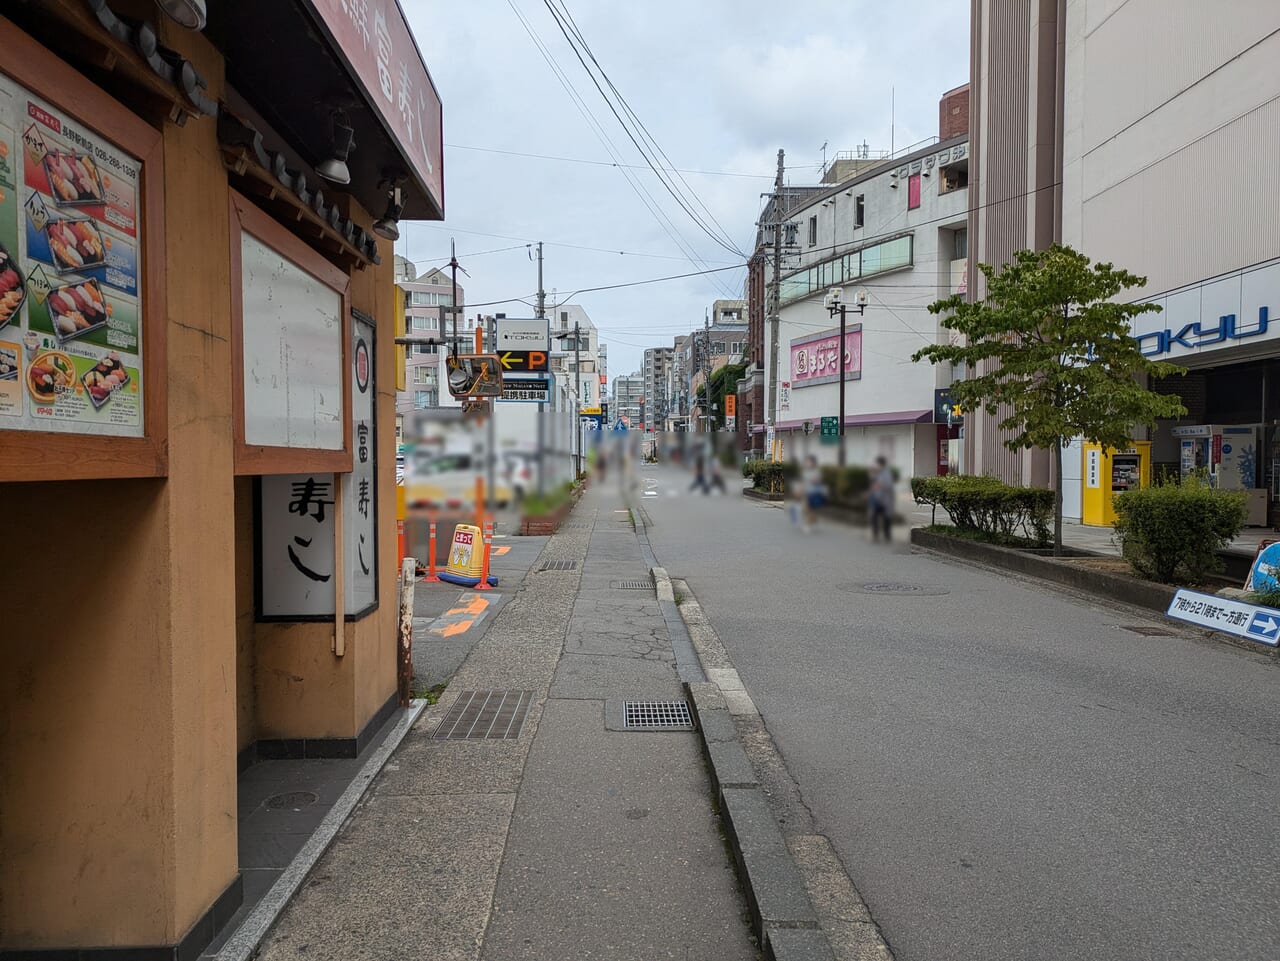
[[316, 109, 354, 185], [156, 0, 206, 30], [373, 182, 405, 241]]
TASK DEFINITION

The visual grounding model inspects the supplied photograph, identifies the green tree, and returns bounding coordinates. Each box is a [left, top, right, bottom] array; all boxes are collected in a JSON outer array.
[[695, 362, 746, 429], [912, 244, 1188, 555]]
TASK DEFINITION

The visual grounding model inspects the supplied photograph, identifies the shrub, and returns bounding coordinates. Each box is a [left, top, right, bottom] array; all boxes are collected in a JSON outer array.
[[911, 474, 1052, 546], [1113, 479, 1247, 584], [820, 465, 871, 504], [742, 458, 798, 493]]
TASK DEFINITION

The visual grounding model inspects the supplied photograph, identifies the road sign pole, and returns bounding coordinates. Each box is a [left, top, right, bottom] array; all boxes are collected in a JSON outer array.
[[838, 303, 847, 468]]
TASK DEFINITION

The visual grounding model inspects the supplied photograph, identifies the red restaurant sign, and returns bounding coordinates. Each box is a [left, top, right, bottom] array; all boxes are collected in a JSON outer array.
[[305, 0, 444, 214]]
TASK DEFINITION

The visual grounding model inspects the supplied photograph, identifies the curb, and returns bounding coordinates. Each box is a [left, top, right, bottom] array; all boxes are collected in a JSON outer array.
[[909, 527, 1177, 613], [212, 700, 427, 961]]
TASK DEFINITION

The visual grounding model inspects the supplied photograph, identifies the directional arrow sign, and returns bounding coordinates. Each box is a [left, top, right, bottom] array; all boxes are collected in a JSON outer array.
[[1246, 612, 1280, 641], [1167, 588, 1280, 646], [497, 350, 549, 373]]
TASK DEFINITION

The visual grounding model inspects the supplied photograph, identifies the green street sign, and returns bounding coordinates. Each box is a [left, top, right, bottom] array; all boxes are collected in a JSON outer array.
[[820, 416, 839, 444]]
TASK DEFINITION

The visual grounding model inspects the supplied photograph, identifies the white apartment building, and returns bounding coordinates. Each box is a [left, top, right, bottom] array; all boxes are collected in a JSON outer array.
[[765, 135, 970, 478], [549, 304, 604, 409], [397, 264, 465, 433]]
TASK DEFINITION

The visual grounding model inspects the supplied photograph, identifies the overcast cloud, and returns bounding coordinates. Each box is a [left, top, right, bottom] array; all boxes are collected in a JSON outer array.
[[402, 0, 969, 377]]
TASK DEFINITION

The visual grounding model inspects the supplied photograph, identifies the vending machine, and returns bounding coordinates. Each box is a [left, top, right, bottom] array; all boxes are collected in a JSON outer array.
[[1082, 441, 1152, 527]]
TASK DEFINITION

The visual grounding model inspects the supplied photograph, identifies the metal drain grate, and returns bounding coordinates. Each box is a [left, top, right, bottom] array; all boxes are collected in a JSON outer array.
[[1120, 625, 1177, 637], [540, 559, 578, 571], [564, 521, 592, 529], [845, 582, 951, 596], [613, 580, 653, 590], [432, 690, 534, 739], [623, 700, 695, 730]]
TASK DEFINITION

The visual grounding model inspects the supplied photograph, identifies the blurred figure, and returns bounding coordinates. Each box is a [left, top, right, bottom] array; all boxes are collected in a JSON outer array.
[[709, 458, 727, 494], [801, 455, 824, 531], [597, 447, 607, 484], [869, 455, 895, 542], [690, 453, 709, 494]]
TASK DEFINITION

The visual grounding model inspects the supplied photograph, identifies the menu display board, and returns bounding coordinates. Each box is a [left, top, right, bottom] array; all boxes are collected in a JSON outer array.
[[0, 73, 144, 437]]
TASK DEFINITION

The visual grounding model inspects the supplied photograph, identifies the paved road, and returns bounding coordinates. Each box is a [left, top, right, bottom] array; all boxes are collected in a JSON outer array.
[[637, 463, 1280, 961]]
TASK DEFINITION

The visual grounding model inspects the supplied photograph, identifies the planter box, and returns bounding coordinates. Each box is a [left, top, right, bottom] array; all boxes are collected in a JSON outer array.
[[519, 489, 583, 535], [742, 487, 785, 503]]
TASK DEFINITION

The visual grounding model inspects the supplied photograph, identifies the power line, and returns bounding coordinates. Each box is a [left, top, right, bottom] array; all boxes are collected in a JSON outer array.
[[544, 0, 745, 258], [444, 142, 773, 179], [411, 223, 740, 264], [505, 0, 740, 299], [537, 0, 745, 261]]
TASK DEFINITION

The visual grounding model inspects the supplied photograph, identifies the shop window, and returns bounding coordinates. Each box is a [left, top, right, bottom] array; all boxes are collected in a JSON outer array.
[[908, 173, 922, 210]]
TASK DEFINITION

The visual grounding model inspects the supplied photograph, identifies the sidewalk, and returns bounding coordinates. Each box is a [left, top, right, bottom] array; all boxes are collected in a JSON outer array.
[[251, 478, 759, 961]]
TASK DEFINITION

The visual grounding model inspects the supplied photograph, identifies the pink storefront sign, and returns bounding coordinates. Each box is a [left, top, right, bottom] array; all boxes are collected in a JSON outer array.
[[790, 326, 862, 387]]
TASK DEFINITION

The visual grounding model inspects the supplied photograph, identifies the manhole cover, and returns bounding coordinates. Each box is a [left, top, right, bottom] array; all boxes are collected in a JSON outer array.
[[1120, 625, 1177, 636], [613, 580, 653, 590], [847, 582, 951, 596], [266, 791, 318, 810], [623, 700, 695, 730], [540, 559, 578, 571], [433, 690, 534, 739]]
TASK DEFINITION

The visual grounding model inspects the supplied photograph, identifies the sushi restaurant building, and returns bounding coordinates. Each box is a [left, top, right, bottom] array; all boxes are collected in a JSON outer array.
[[0, 1, 442, 957]]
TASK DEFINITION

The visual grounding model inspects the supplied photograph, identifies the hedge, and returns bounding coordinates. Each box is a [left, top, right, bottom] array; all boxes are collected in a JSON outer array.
[[1113, 479, 1247, 584], [820, 465, 871, 505], [911, 474, 1052, 546], [742, 458, 799, 492]]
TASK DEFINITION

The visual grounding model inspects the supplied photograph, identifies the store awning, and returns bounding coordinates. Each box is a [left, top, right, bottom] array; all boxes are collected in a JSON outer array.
[[209, 0, 444, 221], [776, 409, 933, 431]]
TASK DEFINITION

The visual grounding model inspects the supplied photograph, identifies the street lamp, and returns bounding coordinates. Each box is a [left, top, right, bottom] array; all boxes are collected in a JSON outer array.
[[823, 287, 868, 468]]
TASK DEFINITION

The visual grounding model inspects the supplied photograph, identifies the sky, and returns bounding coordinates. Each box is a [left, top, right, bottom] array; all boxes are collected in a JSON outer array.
[[401, 0, 970, 380]]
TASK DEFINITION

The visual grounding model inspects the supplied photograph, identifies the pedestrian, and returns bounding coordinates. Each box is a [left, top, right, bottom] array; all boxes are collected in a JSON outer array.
[[869, 455, 895, 542], [597, 447, 607, 483], [801, 455, 824, 531], [690, 454, 709, 494], [709, 458, 727, 494]]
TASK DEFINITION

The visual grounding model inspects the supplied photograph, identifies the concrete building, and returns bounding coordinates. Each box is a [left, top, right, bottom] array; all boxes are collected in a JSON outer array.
[[0, 4, 442, 956], [966, 1, 1061, 488], [762, 92, 970, 478], [612, 372, 644, 428], [550, 304, 604, 409], [1057, 0, 1280, 523], [397, 266, 464, 434], [643, 346, 674, 432]]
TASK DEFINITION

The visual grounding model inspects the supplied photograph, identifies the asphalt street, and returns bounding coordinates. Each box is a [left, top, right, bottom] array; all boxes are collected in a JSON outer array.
[[638, 462, 1280, 961]]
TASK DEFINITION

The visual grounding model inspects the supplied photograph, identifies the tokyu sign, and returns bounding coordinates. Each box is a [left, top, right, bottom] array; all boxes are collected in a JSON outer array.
[[1132, 259, 1280, 360]]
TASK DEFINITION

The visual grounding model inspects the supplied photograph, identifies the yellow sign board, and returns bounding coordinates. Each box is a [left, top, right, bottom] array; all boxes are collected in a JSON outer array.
[[581, 406, 602, 415]]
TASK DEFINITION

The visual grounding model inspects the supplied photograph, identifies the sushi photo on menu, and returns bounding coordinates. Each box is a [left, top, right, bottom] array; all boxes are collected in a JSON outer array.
[[0, 242, 23, 330]]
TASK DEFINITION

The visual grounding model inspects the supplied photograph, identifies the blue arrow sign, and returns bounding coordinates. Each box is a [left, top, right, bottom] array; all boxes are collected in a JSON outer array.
[[1245, 611, 1280, 644]]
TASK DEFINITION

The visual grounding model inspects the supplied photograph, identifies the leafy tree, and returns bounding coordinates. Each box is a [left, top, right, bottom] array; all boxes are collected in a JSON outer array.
[[912, 244, 1188, 555], [695, 362, 746, 429]]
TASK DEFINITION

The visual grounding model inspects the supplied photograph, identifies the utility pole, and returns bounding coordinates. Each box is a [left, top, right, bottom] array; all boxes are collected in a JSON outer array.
[[574, 319, 582, 477], [449, 239, 460, 356], [535, 241, 546, 495], [703, 310, 712, 433], [766, 149, 784, 458]]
